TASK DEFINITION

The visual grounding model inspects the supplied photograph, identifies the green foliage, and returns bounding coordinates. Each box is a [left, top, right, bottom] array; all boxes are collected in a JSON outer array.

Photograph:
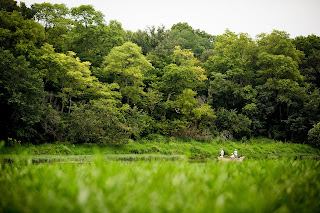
[[0, 48, 45, 141], [68, 5, 127, 66], [128, 25, 167, 55], [5, 138, 21, 147], [98, 42, 152, 105], [205, 31, 258, 110], [33, 3, 69, 30], [257, 30, 304, 63], [32, 3, 72, 52], [294, 35, 320, 88], [1, 137, 319, 159], [257, 52, 302, 82], [67, 99, 131, 144], [155, 22, 214, 58], [0, 160, 319, 212], [216, 108, 252, 139], [66, 100, 152, 144], [70, 20, 126, 66], [146, 23, 214, 69], [0, 0, 19, 12], [155, 46, 207, 102], [70, 5, 104, 27], [308, 122, 320, 147], [294, 34, 320, 57], [0, 1, 319, 144], [0, 10, 45, 55]]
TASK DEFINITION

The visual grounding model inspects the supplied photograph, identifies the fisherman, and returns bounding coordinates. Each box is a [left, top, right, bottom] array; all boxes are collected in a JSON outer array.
[[231, 153, 235, 159], [234, 149, 238, 158], [220, 148, 224, 157]]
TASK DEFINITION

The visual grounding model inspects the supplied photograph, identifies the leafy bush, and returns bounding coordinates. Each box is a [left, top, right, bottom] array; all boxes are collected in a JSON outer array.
[[308, 122, 320, 147], [67, 100, 153, 144], [6, 138, 21, 147], [67, 100, 131, 144], [216, 108, 252, 139]]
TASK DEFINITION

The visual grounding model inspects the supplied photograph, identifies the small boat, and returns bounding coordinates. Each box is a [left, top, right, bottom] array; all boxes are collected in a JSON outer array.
[[218, 156, 245, 162]]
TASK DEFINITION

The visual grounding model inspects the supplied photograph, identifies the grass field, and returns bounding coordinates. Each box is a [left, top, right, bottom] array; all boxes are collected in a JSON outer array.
[[0, 159, 319, 212], [1, 135, 319, 160]]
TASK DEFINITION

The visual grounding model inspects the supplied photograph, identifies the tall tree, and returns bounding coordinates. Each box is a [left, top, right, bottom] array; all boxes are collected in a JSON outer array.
[[155, 46, 207, 102], [32, 3, 72, 52], [204, 30, 258, 110], [32, 3, 69, 32], [0, 49, 45, 141], [147, 22, 215, 69], [128, 25, 167, 55], [70, 6, 126, 66], [37, 44, 119, 112], [294, 35, 320, 88], [70, 5, 104, 60], [254, 31, 308, 139], [257, 30, 304, 63], [0, 10, 45, 56], [0, 0, 19, 12], [97, 42, 153, 105]]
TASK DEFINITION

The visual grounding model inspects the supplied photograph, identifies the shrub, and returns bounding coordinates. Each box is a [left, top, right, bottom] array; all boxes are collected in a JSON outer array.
[[216, 108, 252, 139], [308, 122, 320, 147], [6, 138, 21, 147], [67, 100, 149, 144]]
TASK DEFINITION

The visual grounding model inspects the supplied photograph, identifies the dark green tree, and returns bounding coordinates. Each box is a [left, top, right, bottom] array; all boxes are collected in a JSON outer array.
[[294, 35, 320, 88], [32, 3, 72, 52], [0, 10, 45, 56], [128, 25, 167, 55], [70, 5, 126, 66], [0, 49, 45, 141]]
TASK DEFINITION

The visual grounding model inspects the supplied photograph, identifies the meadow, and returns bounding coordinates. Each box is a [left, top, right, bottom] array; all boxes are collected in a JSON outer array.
[[0, 159, 319, 213], [1, 137, 319, 212], [2, 135, 320, 161]]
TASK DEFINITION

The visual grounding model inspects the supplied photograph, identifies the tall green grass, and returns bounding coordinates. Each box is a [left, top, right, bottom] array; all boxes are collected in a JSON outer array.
[[1, 135, 319, 159], [1, 159, 319, 212]]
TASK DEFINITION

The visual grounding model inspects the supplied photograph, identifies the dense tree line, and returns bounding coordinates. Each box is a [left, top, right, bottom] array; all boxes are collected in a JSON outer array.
[[1, 0, 319, 145]]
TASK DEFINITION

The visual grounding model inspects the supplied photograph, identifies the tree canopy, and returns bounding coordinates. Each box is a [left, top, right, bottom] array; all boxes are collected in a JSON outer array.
[[1, 1, 320, 145]]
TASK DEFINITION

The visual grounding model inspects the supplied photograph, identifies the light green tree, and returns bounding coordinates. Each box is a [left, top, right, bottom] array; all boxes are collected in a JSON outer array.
[[257, 30, 304, 63], [37, 44, 119, 113], [170, 89, 215, 139], [156, 46, 207, 102], [98, 42, 153, 105]]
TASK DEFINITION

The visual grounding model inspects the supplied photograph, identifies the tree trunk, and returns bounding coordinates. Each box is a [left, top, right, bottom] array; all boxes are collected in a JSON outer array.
[[85, 35, 89, 55], [68, 94, 72, 114], [279, 103, 282, 121], [166, 92, 175, 102], [61, 102, 64, 113], [125, 79, 130, 104], [85, 26, 89, 55]]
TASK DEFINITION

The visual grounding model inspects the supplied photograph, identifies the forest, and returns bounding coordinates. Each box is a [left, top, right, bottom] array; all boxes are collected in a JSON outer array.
[[1, 0, 320, 146]]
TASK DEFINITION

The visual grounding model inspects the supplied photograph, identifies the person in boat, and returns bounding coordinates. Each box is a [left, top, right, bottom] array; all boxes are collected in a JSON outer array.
[[234, 149, 238, 158], [220, 148, 224, 157], [231, 153, 235, 159]]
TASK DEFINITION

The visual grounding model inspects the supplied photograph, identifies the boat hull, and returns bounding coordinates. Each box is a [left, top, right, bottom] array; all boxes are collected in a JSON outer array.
[[218, 157, 245, 162]]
